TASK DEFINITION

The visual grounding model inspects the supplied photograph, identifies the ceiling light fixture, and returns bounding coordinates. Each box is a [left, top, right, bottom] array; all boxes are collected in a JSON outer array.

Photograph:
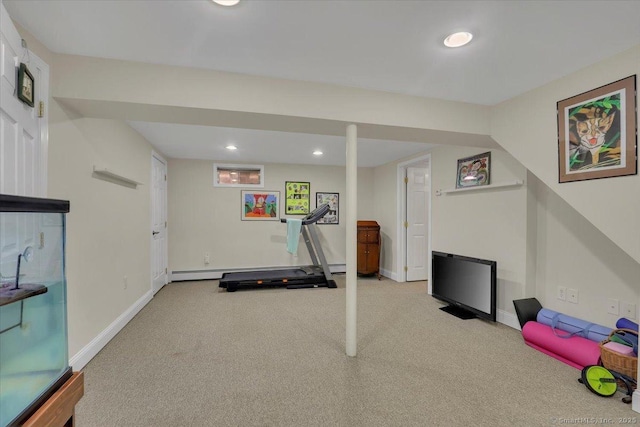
[[313, 150, 323, 156], [444, 32, 473, 48], [212, 0, 240, 6], [226, 145, 238, 151]]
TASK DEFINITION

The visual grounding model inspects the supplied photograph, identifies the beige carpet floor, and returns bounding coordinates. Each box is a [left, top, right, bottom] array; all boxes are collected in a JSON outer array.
[[75, 276, 637, 426]]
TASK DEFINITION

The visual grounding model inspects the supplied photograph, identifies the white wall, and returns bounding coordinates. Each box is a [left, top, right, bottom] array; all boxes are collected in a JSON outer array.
[[373, 160, 399, 276], [491, 45, 640, 263], [430, 147, 530, 321], [168, 159, 374, 273], [48, 111, 153, 359], [16, 23, 155, 363], [535, 179, 640, 327]]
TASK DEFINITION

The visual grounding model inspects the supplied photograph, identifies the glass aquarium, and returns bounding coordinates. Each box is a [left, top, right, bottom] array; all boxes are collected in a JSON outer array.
[[0, 195, 71, 427]]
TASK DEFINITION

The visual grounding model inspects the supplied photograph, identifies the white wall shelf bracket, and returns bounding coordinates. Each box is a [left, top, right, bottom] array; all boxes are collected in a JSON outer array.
[[435, 180, 524, 196], [92, 166, 142, 189]]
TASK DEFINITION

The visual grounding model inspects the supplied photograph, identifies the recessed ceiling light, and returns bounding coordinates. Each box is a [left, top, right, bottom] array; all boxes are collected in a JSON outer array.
[[226, 145, 238, 151], [213, 0, 240, 6], [313, 150, 323, 156], [444, 32, 473, 48]]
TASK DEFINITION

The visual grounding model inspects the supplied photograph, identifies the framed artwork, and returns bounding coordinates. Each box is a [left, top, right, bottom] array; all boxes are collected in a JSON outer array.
[[17, 63, 34, 107], [285, 181, 310, 215], [456, 152, 491, 189], [241, 191, 280, 221], [557, 75, 637, 183], [316, 192, 339, 225]]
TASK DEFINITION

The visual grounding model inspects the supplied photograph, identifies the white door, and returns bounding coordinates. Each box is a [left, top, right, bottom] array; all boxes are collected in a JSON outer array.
[[1, 5, 48, 279], [406, 166, 429, 281], [151, 152, 168, 294], [1, 3, 48, 197]]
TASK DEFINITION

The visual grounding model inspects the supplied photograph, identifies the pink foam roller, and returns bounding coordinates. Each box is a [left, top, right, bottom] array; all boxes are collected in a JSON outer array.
[[522, 321, 601, 370]]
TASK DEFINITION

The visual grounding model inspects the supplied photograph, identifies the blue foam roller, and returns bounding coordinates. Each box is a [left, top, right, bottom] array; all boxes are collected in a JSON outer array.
[[616, 317, 639, 332]]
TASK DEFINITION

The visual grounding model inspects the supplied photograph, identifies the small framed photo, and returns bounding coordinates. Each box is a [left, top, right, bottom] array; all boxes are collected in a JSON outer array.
[[241, 191, 280, 221], [456, 151, 491, 189], [316, 192, 339, 224], [17, 63, 35, 107], [285, 181, 310, 215], [557, 75, 637, 183]]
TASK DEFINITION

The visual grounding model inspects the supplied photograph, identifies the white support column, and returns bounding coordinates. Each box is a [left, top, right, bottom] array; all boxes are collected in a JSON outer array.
[[346, 124, 358, 357]]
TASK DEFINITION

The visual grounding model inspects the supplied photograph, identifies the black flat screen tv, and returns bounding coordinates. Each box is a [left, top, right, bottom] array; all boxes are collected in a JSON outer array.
[[431, 251, 496, 322]]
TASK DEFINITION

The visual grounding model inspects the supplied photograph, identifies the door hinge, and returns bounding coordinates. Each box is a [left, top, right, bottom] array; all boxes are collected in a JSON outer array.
[[38, 101, 45, 118], [404, 177, 409, 184], [404, 266, 408, 272], [165, 268, 168, 274], [165, 221, 167, 228], [164, 174, 167, 181], [404, 221, 408, 228]]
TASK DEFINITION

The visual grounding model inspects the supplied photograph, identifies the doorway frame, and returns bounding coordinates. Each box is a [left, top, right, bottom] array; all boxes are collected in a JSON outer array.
[[396, 153, 432, 292]]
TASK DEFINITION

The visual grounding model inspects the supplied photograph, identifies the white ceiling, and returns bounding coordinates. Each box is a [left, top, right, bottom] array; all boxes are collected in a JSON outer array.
[[5, 0, 640, 166], [127, 121, 432, 167]]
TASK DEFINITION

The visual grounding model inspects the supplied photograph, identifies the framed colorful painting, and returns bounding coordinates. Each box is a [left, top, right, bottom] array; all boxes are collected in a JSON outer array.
[[557, 75, 637, 183], [456, 152, 491, 189], [285, 181, 310, 215], [316, 192, 339, 224], [241, 191, 280, 221]]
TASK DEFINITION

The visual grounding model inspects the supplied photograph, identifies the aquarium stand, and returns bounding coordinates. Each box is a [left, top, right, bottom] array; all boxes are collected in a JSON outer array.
[[22, 371, 84, 427]]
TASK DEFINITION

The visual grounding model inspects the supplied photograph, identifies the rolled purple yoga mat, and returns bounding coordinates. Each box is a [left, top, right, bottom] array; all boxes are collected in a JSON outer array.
[[616, 317, 639, 332]]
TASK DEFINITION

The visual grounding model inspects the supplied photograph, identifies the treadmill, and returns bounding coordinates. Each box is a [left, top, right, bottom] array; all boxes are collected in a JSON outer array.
[[219, 203, 338, 292]]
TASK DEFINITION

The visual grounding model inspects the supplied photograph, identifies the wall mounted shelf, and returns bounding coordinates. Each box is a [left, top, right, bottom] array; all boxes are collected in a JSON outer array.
[[435, 180, 524, 196], [92, 166, 142, 189]]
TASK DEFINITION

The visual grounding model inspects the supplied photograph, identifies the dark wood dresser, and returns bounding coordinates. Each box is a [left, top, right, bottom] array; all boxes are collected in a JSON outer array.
[[357, 220, 381, 279]]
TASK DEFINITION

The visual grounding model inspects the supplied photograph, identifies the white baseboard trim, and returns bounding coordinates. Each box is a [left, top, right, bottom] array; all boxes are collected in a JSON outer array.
[[380, 268, 397, 281], [171, 264, 347, 282], [497, 309, 521, 330], [69, 290, 153, 370]]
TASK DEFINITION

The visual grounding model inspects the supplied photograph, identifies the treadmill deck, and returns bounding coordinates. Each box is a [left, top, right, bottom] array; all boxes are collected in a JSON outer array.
[[219, 268, 327, 291]]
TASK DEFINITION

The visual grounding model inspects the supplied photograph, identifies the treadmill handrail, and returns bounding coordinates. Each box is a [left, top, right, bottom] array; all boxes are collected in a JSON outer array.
[[280, 203, 330, 225]]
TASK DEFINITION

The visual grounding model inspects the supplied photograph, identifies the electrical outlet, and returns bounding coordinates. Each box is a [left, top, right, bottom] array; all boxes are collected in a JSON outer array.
[[557, 286, 567, 301], [607, 298, 619, 315], [622, 303, 636, 319], [204, 252, 210, 265], [567, 288, 578, 304], [123, 276, 128, 290]]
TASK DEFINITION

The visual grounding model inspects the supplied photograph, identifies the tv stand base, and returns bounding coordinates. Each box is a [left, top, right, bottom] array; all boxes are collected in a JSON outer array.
[[440, 304, 476, 320]]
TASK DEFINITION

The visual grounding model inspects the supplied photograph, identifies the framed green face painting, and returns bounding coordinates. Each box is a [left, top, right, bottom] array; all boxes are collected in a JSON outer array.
[[285, 181, 310, 215]]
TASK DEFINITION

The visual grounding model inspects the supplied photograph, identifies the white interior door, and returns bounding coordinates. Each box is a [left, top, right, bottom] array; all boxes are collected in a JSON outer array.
[[406, 166, 429, 281], [1, 3, 48, 197], [1, 5, 48, 280], [151, 152, 168, 294]]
